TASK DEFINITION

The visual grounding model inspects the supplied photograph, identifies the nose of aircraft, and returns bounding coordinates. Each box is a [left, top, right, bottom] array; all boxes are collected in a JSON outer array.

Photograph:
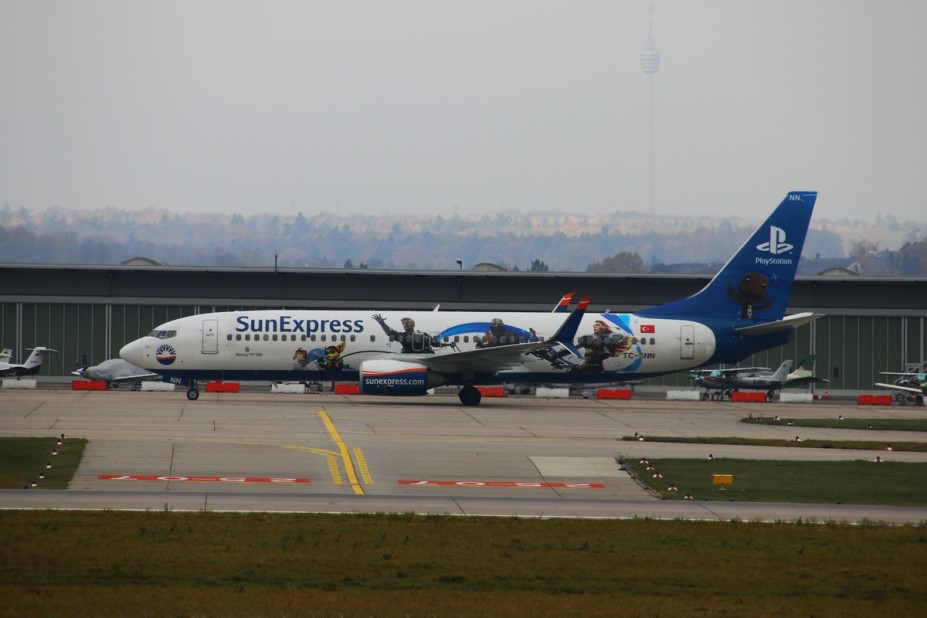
[[119, 338, 144, 367]]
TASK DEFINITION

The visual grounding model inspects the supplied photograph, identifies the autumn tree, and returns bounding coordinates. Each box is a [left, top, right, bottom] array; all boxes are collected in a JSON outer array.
[[586, 251, 647, 274]]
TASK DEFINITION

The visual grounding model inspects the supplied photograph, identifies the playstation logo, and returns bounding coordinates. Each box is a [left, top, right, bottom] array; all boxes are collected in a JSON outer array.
[[756, 226, 793, 255]]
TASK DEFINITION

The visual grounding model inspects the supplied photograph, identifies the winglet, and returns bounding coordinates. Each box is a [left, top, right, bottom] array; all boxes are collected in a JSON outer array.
[[548, 296, 590, 356], [552, 293, 575, 313]]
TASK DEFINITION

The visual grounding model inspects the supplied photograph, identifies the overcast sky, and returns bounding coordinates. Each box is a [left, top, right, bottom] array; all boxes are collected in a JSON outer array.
[[2, 1, 926, 221]]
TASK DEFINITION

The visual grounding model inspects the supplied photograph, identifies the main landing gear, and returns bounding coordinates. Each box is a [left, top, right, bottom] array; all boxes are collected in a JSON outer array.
[[458, 385, 482, 406], [186, 381, 200, 401]]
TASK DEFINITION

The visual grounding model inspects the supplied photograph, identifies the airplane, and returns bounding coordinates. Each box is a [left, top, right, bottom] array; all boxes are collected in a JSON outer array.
[[691, 356, 828, 400], [72, 358, 161, 390], [0, 347, 58, 378], [875, 362, 927, 404], [120, 190, 820, 405], [0, 348, 12, 364]]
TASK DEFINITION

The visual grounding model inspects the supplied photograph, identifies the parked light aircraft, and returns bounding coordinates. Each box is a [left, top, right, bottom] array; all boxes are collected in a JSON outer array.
[[0, 348, 12, 364], [72, 358, 160, 390], [120, 191, 819, 405], [0, 347, 58, 378], [875, 362, 927, 404], [692, 356, 828, 400]]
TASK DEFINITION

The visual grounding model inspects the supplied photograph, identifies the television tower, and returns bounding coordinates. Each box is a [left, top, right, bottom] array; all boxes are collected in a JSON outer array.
[[639, 4, 661, 214]]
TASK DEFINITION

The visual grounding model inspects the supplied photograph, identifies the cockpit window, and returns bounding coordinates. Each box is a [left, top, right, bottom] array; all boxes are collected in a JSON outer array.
[[147, 330, 177, 339]]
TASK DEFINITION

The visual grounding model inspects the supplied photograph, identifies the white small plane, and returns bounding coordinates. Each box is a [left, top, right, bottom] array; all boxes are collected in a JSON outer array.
[[691, 356, 828, 400], [875, 362, 927, 404], [121, 191, 820, 405], [0, 347, 58, 378], [72, 358, 161, 390], [0, 348, 12, 364]]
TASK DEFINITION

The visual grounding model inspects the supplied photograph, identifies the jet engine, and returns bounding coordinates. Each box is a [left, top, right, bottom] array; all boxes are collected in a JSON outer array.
[[360, 359, 446, 396]]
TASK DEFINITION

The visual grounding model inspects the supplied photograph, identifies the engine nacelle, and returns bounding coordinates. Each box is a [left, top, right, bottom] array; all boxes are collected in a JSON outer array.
[[360, 359, 446, 396]]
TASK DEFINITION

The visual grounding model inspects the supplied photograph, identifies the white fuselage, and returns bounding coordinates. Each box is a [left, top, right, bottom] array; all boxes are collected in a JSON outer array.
[[120, 309, 716, 385]]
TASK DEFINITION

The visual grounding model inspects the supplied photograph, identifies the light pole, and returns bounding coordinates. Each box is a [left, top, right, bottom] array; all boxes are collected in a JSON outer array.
[[639, 4, 661, 215]]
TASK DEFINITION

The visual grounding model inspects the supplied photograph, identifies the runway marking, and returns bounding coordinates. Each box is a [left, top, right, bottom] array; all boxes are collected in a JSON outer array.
[[353, 447, 374, 485], [99, 475, 309, 483], [399, 480, 605, 489], [326, 455, 343, 485], [318, 410, 364, 495]]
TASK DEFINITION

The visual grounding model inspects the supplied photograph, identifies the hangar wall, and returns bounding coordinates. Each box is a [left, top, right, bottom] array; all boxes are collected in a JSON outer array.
[[2, 264, 925, 390]]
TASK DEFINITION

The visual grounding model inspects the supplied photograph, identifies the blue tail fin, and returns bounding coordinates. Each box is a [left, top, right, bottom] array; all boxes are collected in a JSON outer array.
[[637, 191, 816, 322]]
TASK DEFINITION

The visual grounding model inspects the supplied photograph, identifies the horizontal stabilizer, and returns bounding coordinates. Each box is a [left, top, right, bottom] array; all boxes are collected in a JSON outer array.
[[733, 312, 822, 336]]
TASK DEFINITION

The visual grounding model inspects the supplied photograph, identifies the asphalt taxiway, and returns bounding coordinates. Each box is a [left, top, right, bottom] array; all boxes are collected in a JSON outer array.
[[1, 387, 926, 523]]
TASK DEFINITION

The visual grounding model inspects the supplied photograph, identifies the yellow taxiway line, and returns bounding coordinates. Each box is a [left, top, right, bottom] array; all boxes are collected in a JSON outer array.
[[318, 410, 365, 495]]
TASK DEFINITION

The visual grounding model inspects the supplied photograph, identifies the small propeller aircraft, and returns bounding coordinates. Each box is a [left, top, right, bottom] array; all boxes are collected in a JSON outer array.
[[875, 362, 927, 405], [692, 356, 828, 400], [72, 358, 161, 390]]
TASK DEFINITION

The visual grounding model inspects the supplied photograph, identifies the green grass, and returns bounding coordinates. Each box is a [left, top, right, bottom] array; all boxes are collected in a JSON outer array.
[[623, 435, 927, 452], [743, 416, 927, 432], [2, 438, 927, 614], [1, 511, 926, 617], [623, 458, 927, 505], [0, 437, 85, 489]]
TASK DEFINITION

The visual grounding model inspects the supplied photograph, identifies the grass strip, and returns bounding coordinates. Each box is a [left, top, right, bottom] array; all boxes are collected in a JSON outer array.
[[0, 437, 85, 489], [1, 511, 926, 616], [623, 457, 927, 505], [622, 435, 927, 451], [743, 416, 927, 432]]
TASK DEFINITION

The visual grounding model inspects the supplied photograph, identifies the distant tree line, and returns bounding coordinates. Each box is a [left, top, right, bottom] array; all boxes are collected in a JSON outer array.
[[4, 202, 927, 275]]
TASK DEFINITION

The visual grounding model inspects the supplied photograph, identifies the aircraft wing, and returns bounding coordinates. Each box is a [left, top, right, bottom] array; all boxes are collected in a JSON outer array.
[[400, 341, 541, 374], [875, 382, 926, 395], [71, 370, 161, 383], [734, 312, 823, 336], [691, 367, 770, 377], [104, 372, 162, 383], [389, 298, 589, 376]]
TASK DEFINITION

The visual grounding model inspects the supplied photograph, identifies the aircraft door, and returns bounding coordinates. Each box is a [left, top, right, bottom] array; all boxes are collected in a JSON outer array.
[[680, 325, 695, 360], [202, 319, 219, 354]]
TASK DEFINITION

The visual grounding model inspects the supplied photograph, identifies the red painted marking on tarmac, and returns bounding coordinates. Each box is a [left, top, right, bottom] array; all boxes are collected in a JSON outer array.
[[398, 480, 605, 489], [99, 475, 309, 484]]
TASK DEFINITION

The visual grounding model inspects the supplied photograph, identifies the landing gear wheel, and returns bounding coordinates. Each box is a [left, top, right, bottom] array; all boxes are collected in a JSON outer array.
[[459, 385, 482, 406], [186, 387, 200, 401]]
